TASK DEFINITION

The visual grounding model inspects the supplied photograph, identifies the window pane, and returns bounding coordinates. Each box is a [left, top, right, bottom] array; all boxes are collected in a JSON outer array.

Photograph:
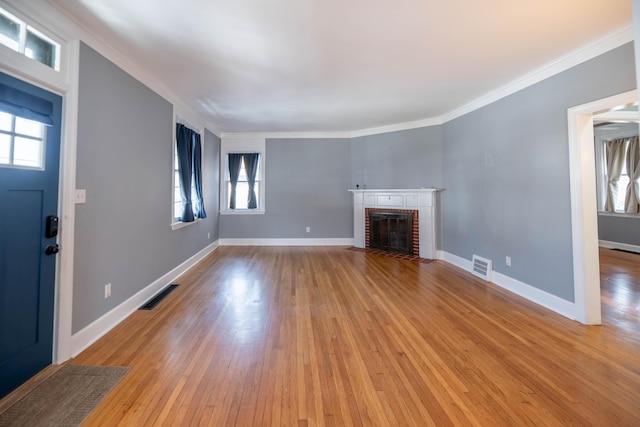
[[615, 175, 630, 212], [0, 13, 20, 51], [236, 182, 249, 209], [25, 29, 56, 69], [174, 202, 182, 219], [0, 112, 12, 131], [191, 183, 197, 203], [15, 116, 43, 138], [253, 182, 260, 203], [0, 134, 10, 164], [238, 159, 247, 181], [226, 181, 261, 209], [13, 136, 42, 167], [227, 182, 248, 209]]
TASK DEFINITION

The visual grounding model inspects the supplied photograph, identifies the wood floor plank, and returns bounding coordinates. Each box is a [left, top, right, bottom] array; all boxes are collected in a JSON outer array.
[[3, 246, 640, 425]]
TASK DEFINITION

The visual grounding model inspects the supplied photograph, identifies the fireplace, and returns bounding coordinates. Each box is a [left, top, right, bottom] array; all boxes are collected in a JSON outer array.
[[350, 189, 439, 259], [366, 208, 419, 256]]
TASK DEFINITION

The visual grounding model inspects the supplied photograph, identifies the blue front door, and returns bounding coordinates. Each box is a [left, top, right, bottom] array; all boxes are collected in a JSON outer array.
[[0, 72, 62, 398]]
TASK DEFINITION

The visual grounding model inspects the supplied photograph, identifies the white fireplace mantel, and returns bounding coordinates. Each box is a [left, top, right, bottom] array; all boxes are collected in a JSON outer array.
[[348, 188, 442, 259]]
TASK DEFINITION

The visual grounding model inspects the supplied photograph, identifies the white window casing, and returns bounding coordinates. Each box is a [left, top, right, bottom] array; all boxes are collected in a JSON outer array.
[[220, 137, 266, 215]]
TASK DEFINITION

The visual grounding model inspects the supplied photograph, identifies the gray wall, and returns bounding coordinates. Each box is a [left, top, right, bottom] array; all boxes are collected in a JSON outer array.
[[442, 42, 636, 302], [220, 138, 352, 238], [351, 126, 445, 247], [350, 126, 444, 189], [599, 215, 640, 246], [220, 128, 444, 240], [219, 42, 635, 303], [73, 39, 637, 329], [73, 43, 219, 333]]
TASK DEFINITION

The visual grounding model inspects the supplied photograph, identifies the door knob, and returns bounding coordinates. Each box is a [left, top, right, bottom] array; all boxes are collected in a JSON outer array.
[[45, 244, 60, 255]]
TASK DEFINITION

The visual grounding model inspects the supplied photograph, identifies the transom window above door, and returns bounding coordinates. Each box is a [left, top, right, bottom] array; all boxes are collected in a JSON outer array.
[[0, 7, 60, 71]]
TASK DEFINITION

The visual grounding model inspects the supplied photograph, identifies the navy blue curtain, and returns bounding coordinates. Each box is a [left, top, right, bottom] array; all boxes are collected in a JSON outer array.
[[0, 83, 54, 125], [228, 154, 243, 209], [192, 132, 206, 218], [176, 123, 194, 222], [243, 153, 259, 209]]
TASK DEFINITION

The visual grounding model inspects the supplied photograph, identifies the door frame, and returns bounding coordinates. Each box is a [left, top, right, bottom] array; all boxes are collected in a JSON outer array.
[[0, 45, 79, 364], [567, 89, 637, 324]]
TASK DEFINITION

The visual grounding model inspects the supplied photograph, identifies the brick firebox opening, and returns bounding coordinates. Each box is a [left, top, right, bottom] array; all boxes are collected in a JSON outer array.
[[365, 208, 419, 256]]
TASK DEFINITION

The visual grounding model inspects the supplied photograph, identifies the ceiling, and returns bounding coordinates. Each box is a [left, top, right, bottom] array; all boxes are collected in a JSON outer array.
[[50, 0, 632, 133]]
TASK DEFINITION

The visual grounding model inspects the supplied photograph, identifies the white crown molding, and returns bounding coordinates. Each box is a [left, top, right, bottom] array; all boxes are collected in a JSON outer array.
[[350, 117, 444, 138], [13, 1, 634, 139], [220, 131, 353, 140], [33, 0, 222, 137], [442, 25, 634, 123], [223, 26, 633, 139], [220, 118, 446, 140]]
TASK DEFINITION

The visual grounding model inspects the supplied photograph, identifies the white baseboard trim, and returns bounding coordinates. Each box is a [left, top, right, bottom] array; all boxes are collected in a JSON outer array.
[[491, 271, 576, 320], [70, 240, 220, 357], [219, 238, 354, 246], [599, 239, 640, 253], [439, 251, 576, 320], [440, 251, 472, 271]]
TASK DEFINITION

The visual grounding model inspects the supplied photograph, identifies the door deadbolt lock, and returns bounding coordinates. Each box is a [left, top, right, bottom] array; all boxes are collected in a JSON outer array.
[[45, 244, 60, 255]]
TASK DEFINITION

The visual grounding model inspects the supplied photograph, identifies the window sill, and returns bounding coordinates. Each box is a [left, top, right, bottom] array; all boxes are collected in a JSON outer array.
[[171, 217, 202, 230], [597, 211, 640, 219], [220, 209, 265, 216]]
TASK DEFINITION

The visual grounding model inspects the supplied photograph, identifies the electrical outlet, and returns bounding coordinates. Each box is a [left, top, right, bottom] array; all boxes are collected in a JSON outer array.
[[105, 283, 111, 298], [75, 189, 86, 204], [506, 256, 511, 267], [207, 232, 210, 239], [306, 226, 311, 233]]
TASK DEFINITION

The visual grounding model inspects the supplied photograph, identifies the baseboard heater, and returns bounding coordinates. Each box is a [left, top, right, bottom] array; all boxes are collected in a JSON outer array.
[[139, 284, 179, 310]]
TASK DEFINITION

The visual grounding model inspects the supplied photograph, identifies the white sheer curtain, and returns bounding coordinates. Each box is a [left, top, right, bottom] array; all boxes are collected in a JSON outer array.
[[604, 138, 629, 212], [624, 136, 640, 213]]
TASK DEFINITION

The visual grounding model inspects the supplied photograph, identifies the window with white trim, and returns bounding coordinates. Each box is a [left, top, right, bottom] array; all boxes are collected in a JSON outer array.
[[173, 147, 197, 221], [220, 138, 265, 214], [0, 7, 60, 70], [172, 123, 204, 225], [594, 124, 639, 213]]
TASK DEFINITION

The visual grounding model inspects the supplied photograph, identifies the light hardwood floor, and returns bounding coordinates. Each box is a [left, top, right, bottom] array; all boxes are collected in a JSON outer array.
[[599, 247, 640, 336], [4, 246, 640, 425]]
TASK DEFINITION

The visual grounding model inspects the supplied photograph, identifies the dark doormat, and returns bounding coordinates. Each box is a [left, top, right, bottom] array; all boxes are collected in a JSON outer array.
[[139, 284, 179, 310], [0, 365, 129, 427]]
